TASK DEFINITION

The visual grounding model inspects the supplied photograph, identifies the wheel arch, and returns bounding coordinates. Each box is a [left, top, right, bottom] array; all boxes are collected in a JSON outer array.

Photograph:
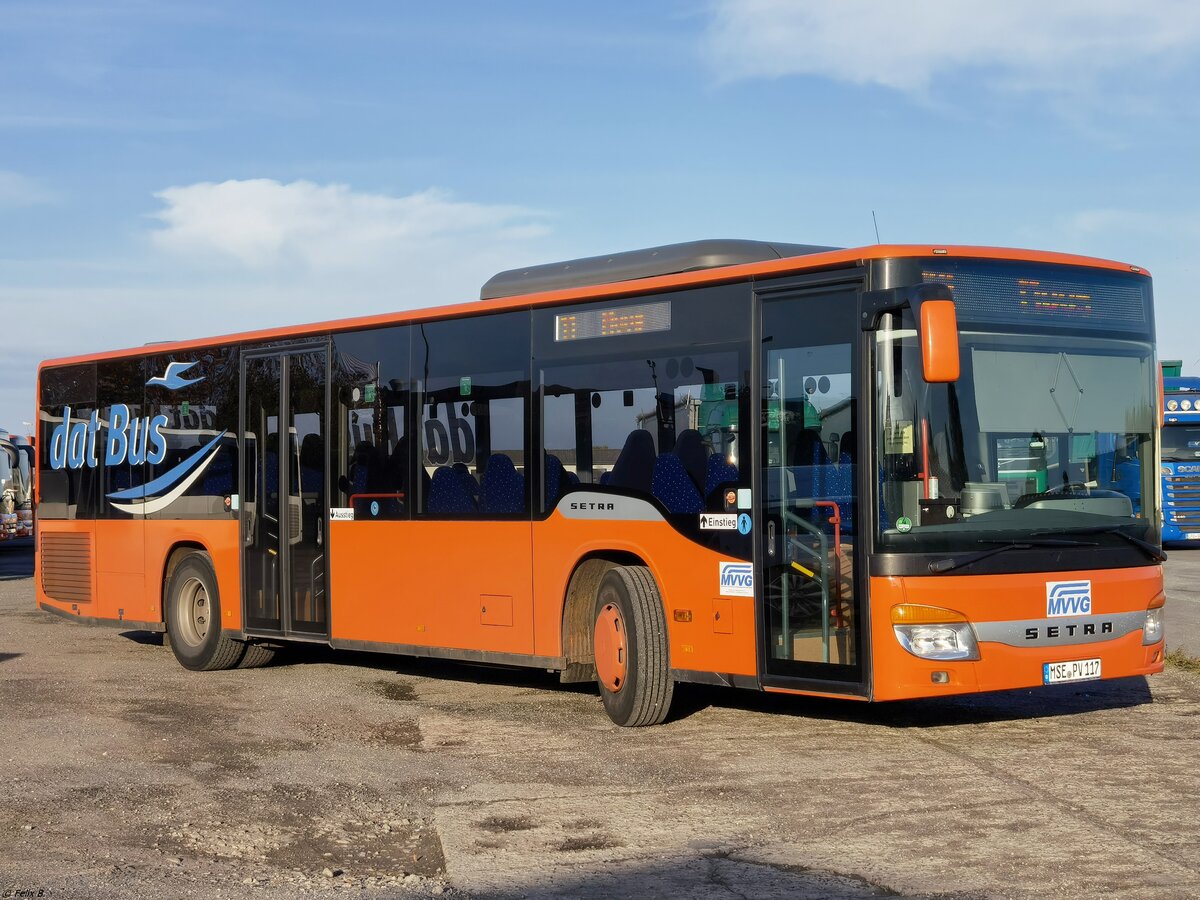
[[159, 540, 211, 632], [559, 550, 651, 684]]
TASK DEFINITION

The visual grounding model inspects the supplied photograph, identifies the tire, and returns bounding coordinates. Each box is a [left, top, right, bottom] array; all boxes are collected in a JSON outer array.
[[593, 565, 673, 727], [236, 643, 277, 669], [165, 552, 245, 671]]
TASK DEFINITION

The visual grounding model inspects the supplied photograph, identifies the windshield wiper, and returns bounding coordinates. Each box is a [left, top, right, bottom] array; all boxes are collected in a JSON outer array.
[[1030, 525, 1167, 562], [929, 538, 1098, 574]]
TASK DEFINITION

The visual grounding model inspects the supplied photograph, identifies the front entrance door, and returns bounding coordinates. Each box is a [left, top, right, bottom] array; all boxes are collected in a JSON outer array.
[[760, 287, 863, 682], [241, 347, 329, 637]]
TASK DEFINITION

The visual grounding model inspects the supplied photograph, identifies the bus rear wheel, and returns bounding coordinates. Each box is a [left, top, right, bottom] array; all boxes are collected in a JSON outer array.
[[593, 566, 673, 727], [165, 551, 245, 671]]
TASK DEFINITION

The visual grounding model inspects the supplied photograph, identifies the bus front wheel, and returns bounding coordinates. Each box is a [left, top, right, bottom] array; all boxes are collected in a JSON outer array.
[[165, 551, 245, 672], [593, 566, 673, 727]]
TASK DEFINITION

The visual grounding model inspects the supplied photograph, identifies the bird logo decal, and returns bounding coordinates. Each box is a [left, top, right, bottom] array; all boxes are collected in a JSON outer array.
[[146, 360, 204, 391]]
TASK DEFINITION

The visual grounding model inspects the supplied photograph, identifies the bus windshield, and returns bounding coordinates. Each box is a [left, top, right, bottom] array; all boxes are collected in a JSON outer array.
[[875, 314, 1158, 553]]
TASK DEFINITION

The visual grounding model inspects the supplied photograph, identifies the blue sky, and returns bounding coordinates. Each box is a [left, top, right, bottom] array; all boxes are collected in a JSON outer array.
[[3, 0, 1200, 429]]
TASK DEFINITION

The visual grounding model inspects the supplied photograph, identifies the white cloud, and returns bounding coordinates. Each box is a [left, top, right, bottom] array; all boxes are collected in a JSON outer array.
[[0, 170, 56, 208], [0, 180, 564, 428], [704, 0, 1200, 94], [151, 179, 550, 269]]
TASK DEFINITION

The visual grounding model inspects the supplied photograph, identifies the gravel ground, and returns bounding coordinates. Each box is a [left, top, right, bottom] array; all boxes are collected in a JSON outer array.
[[1163, 547, 1200, 655], [2, 543, 1200, 899]]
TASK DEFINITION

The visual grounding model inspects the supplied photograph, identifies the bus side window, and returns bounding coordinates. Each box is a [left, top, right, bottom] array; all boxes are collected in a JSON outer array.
[[332, 325, 411, 521], [415, 312, 531, 518]]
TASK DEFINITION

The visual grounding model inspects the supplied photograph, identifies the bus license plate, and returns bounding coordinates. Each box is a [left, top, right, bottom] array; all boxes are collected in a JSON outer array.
[[1044, 658, 1101, 685], [1187, 533, 1200, 540]]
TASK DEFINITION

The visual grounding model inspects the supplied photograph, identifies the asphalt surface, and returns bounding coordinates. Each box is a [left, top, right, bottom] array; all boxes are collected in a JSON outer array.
[[2, 540, 1199, 899]]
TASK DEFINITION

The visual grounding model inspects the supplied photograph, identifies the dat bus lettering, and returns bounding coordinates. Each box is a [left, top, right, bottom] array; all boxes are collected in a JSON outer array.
[[48, 404, 169, 470]]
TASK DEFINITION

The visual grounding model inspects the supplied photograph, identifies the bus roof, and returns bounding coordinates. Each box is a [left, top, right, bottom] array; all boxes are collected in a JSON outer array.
[[479, 239, 839, 300], [39, 242, 1150, 371]]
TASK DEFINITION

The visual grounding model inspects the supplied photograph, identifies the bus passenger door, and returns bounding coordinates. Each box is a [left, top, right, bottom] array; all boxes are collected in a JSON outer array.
[[759, 286, 865, 687], [241, 346, 330, 638]]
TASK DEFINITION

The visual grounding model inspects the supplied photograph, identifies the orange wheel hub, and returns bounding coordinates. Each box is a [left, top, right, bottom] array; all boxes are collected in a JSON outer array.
[[593, 603, 627, 692]]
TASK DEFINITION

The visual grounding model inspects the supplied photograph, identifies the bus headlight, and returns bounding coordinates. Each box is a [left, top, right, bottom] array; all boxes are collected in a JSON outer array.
[[1167, 399, 1179, 411], [891, 604, 979, 660], [1184, 400, 1194, 411], [894, 623, 980, 660], [1144, 593, 1166, 645], [1143, 609, 1163, 645]]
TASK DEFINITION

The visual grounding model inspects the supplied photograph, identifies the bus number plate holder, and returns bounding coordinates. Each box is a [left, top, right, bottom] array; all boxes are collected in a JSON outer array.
[[1043, 658, 1101, 685]]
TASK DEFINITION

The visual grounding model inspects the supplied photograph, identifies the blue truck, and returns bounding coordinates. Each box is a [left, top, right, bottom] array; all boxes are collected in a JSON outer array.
[[1161, 375, 1200, 544]]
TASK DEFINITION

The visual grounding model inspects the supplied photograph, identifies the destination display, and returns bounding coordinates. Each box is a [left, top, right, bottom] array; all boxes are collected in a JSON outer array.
[[921, 259, 1150, 334]]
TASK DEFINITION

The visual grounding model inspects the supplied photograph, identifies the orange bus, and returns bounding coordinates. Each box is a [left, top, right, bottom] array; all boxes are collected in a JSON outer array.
[[34, 240, 1166, 725]]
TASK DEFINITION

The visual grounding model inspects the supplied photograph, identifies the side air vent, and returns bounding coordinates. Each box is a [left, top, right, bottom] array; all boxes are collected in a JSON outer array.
[[40, 531, 93, 603]]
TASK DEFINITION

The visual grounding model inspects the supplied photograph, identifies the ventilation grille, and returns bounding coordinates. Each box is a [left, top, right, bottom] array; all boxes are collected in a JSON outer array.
[[40, 531, 93, 603]]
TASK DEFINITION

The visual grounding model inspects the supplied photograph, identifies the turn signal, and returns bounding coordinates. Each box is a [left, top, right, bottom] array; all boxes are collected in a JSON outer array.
[[891, 604, 970, 625], [1149, 591, 1166, 609]]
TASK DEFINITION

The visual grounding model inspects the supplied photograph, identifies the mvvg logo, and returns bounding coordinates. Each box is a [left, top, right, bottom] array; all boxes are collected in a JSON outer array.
[[719, 561, 754, 597], [1046, 580, 1092, 617]]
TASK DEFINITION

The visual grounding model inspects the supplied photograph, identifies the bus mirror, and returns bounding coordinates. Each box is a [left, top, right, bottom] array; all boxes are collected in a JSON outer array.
[[920, 300, 960, 383]]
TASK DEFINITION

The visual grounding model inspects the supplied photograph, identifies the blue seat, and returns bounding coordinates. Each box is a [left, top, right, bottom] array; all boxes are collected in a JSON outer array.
[[203, 461, 233, 495], [427, 466, 477, 514], [299, 434, 323, 493], [608, 430, 656, 495], [544, 454, 566, 512], [652, 454, 703, 514], [264, 451, 279, 497], [705, 455, 739, 500], [825, 453, 855, 533], [481, 454, 525, 514], [452, 462, 481, 505], [349, 441, 376, 495], [673, 429, 707, 492]]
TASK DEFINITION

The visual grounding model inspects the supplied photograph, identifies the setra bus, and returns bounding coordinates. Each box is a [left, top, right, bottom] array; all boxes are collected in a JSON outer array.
[[1161, 375, 1200, 544], [34, 240, 1166, 725]]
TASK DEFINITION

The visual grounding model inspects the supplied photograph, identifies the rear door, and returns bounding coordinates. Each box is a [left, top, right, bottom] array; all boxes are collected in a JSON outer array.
[[241, 345, 330, 638]]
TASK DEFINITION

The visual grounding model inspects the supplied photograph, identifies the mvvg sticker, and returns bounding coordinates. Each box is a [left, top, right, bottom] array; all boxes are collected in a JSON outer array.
[[719, 561, 754, 597], [1046, 580, 1092, 617]]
